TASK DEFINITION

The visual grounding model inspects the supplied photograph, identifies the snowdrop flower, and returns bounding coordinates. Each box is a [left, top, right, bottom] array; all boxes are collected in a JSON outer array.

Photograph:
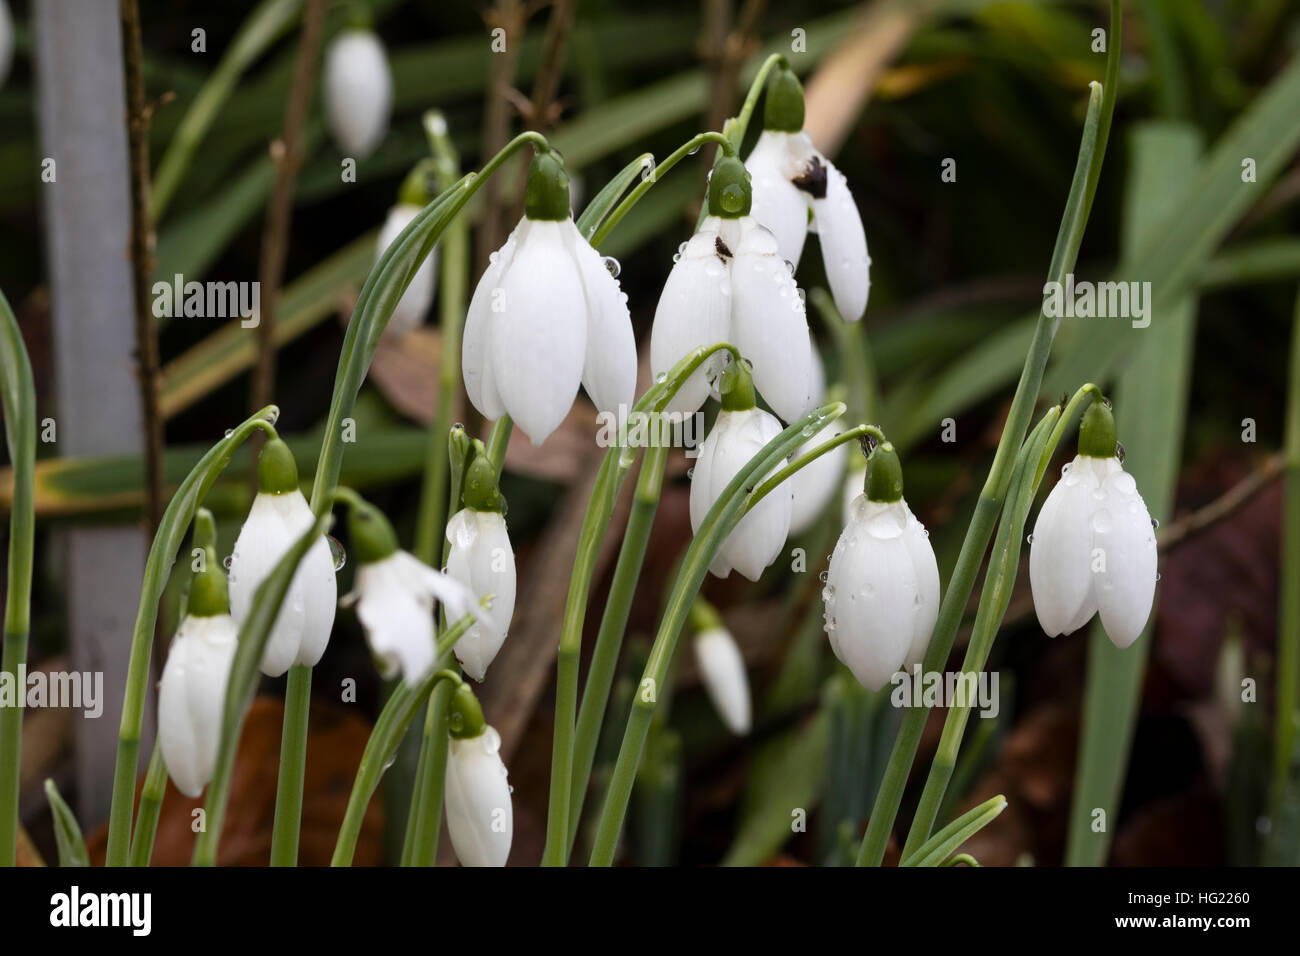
[[342, 498, 495, 684], [691, 602, 751, 735], [158, 528, 236, 799], [463, 150, 636, 445], [744, 65, 871, 321], [651, 155, 813, 423], [323, 26, 392, 158], [690, 361, 791, 581], [443, 684, 512, 867], [228, 439, 337, 677], [823, 443, 940, 691], [374, 168, 438, 337], [0, 1, 12, 89], [1030, 402, 1156, 649], [445, 454, 516, 681], [788, 347, 847, 534]]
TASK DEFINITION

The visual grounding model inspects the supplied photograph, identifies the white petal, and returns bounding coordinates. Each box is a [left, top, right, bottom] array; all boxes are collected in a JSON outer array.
[[730, 218, 813, 423], [444, 728, 513, 866], [560, 220, 636, 416], [1029, 456, 1102, 638], [810, 156, 871, 321], [650, 218, 733, 415], [446, 510, 516, 681], [322, 30, 392, 159], [1091, 466, 1158, 649], [158, 614, 237, 798], [377, 204, 437, 336], [824, 497, 919, 691], [901, 505, 941, 668], [354, 556, 435, 682], [464, 221, 527, 421], [744, 131, 810, 269], [694, 627, 751, 734], [490, 220, 587, 445]]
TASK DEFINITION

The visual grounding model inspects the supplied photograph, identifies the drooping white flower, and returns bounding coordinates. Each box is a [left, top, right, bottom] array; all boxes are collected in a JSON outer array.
[[463, 151, 635, 446], [650, 156, 813, 424], [446, 507, 515, 681], [744, 65, 871, 321], [690, 365, 791, 580], [227, 440, 337, 677], [445, 725, 513, 867], [1029, 417, 1157, 650], [788, 346, 846, 534], [323, 28, 392, 158], [823, 445, 940, 691], [693, 626, 751, 735], [0, 1, 12, 89], [375, 203, 437, 337], [158, 613, 237, 799]]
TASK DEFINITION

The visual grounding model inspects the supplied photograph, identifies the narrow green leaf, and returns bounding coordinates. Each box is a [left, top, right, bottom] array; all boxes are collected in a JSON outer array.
[[44, 780, 90, 867]]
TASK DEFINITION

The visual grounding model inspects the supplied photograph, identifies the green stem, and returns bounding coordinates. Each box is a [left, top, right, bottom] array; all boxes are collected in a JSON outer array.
[[0, 289, 34, 869], [566, 442, 669, 855], [1271, 288, 1300, 818], [106, 408, 280, 867], [698, 52, 787, 224], [856, 13, 1120, 864], [128, 742, 167, 867], [747, 423, 886, 511], [331, 617, 475, 867], [588, 401, 845, 865], [900, 794, 1007, 868], [269, 664, 312, 865]]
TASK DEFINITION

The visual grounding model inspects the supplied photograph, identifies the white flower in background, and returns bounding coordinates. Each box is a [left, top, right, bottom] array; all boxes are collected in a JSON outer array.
[[1029, 403, 1156, 649], [823, 444, 940, 691], [463, 151, 635, 445], [690, 363, 791, 581], [650, 156, 813, 424], [744, 65, 871, 321], [693, 626, 751, 735], [342, 499, 495, 683], [375, 203, 437, 337], [787, 346, 847, 535], [444, 684, 512, 867], [227, 439, 337, 677], [0, 1, 13, 89], [158, 528, 236, 799], [323, 27, 392, 158]]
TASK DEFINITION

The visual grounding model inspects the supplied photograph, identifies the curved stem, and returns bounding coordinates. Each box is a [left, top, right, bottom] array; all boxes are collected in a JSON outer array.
[[746, 423, 887, 511]]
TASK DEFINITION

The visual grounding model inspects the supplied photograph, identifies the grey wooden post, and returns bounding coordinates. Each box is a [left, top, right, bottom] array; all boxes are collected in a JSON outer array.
[[32, 0, 151, 827]]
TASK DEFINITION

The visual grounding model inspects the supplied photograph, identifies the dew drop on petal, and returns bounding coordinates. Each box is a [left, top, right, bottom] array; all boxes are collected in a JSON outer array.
[[223, 554, 235, 571], [328, 535, 347, 571], [1026, 533, 1034, 544], [601, 256, 621, 279], [1090, 510, 1113, 534]]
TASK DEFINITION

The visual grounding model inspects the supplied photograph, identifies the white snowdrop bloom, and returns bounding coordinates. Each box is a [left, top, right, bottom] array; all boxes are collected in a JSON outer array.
[[1029, 403, 1156, 650], [375, 203, 437, 337], [743, 66, 871, 321], [823, 445, 940, 691], [787, 346, 846, 534], [159, 614, 237, 798], [650, 156, 813, 424], [463, 151, 635, 445], [445, 718, 513, 867], [227, 440, 337, 677], [693, 626, 751, 735], [323, 28, 392, 158], [0, 1, 12, 89], [158, 527, 236, 799], [689, 365, 792, 581], [446, 507, 515, 681], [342, 499, 495, 684]]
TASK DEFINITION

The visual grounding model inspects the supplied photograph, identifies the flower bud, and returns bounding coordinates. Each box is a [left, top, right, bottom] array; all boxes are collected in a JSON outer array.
[[444, 725, 513, 867]]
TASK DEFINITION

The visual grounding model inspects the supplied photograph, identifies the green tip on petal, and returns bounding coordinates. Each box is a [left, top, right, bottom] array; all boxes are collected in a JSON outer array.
[[763, 65, 805, 132], [1078, 401, 1118, 459], [348, 499, 400, 565], [524, 150, 571, 221], [192, 507, 218, 552], [447, 683, 487, 739], [187, 544, 230, 618], [257, 438, 300, 495], [865, 442, 904, 503], [719, 358, 756, 412], [462, 454, 505, 514], [707, 155, 752, 219]]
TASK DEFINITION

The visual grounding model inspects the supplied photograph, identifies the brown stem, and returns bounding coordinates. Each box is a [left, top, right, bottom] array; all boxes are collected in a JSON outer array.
[[475, 0, 527, 279], [1156, 452, 1285, 550], [697, 0, 765, 201], [119, 0, 164, 535], [250, 0, 328, 428]]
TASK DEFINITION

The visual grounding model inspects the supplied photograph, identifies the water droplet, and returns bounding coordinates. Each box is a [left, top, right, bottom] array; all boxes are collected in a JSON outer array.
[[672, 252, 682, 263], [222, 554, 234, 570], [1091, 510, 1113, 534], [686, 467, 694, 479], [1115, 441, 1126, 463], [687, 145, 700, 156], [1026, 533, 1034, 544], [719, 183, 746, 214], [1150, 517, 1160, 530], [654, 372, 667, 384], [327, 535, 347, 571], [224, 429, 234, 438], [818, 570, 828, 583], [784, 259, 795, 275], [264, 408, 279, 426], [601, 256, 621, 279]]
